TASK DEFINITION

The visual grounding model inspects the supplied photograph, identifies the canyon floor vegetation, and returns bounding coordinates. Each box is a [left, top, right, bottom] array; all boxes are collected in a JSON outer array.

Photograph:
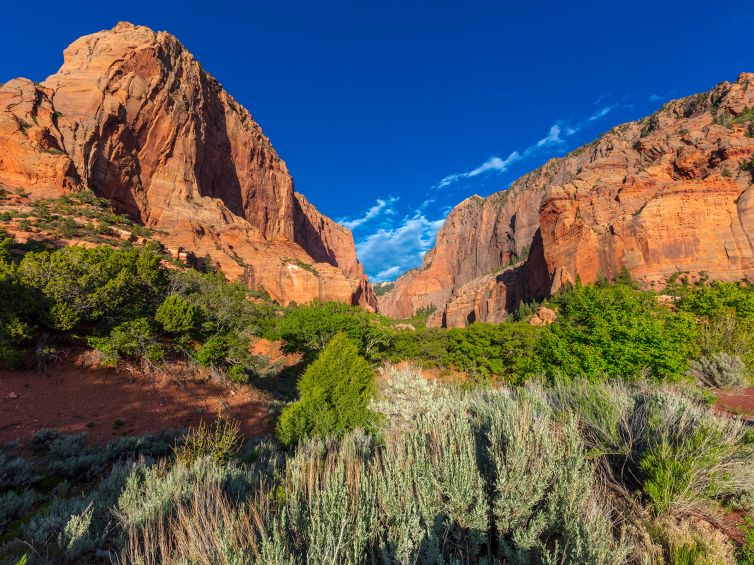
[[2, 231, 754, 563]]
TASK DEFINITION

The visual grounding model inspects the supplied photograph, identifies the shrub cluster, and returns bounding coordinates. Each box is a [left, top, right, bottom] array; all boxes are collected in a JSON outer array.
[[2, 372, 752, 564], [0, 236, 279, 381], [277, 333, 377, 446]]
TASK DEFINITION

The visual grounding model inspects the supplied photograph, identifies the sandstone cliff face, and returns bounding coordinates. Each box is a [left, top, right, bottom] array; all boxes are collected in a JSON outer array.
[[378, 146, 586, 322], [380, 73, 754, 327], [0, 22, 374, 308]]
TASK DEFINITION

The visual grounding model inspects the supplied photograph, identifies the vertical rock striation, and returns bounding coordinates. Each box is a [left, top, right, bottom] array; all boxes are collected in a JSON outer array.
[[380, 73, 754, 326], [0, 22, 374, 308]]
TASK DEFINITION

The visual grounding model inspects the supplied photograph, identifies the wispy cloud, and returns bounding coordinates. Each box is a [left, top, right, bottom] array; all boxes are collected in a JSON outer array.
[[535, 124, 564, 148], [649, 91, 676, 103], [375, 265, 402, 280], [356, 212, 446, 281], [588, 106, 613, 121], [338, 196, 398, 230], [436, 152, 521, 189], [434, 104, 618, 190]]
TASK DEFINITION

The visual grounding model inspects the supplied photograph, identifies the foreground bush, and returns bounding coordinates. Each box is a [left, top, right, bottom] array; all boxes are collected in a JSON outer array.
[[125, 395, 630, 564], [277, 333, 377, 446], [690, 352, 748, 389], [3, 372, 752, 564]]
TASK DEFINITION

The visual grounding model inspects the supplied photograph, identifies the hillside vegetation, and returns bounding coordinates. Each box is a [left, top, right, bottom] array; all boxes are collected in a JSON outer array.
[[2, 233, 754, 563]]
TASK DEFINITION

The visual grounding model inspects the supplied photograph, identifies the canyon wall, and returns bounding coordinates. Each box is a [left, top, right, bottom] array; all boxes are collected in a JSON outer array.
[[0, 22, 374, 308], [380, 73, 754, 326]]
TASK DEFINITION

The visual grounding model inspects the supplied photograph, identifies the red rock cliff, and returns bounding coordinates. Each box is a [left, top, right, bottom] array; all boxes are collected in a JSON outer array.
[[0, 22, 374, 308], [380, 73, 754, 327]]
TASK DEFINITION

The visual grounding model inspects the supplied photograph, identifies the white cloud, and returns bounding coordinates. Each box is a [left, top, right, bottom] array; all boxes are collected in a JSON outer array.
[[338, 196, 399, 230], [375, 265, 402, 280], [588, 106, 612, 122], [433, 103, 621, 190], [534, 124, 563, 148], [649, 91, 675, 103], [436, 151, 521, 189], [353, 101, 625, 281], [356, 213, 446, 281]]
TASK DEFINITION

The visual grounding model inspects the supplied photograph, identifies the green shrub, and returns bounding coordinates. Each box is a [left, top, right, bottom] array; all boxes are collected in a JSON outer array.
[[88, 318, 164, 366], [0, 490, 37, 537], [0, 229, 11, 262], [538, 281, 698, 381], [0, 453, 40, 490], [651, 516, 736, 565], [369, 365, 459, 434], [192, 332, 257, 382], [383, 321, 543, 383], [677, 281, 754, 322], [168, 269, 275, 336], [174, 417, 243, 466], [277, 333, 377, 446], [155, 294, 199, 335], [444, 321, 543, 382], [739, 515, 754, 564], [635, 393, 754, 515], [18, 244, 166, 331], [696, 310, 754, 369], [275, 300, 393, 361]]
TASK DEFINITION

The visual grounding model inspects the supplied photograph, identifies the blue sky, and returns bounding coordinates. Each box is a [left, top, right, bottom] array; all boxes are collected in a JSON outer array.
[[2, 1, 753, 280]]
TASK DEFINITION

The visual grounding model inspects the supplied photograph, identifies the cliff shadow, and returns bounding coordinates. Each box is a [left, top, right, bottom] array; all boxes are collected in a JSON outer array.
[[192, 74, 245, 220], [291, 195, 339, 268], [495, 228, 553, 314]]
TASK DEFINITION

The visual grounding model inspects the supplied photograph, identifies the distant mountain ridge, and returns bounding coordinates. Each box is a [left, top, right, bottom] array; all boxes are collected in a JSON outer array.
[[379, 73, 754, 326], [0, 22, 375, 308]]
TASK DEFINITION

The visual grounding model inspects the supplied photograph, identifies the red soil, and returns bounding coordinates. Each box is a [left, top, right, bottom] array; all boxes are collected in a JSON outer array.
[[0, 355, 273, 448], [714, 386, 754, 420]]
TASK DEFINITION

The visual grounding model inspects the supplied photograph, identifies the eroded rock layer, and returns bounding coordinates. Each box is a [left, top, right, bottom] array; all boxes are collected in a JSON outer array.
[[380, 73, 754, 327], [0, 22, 374, 308]]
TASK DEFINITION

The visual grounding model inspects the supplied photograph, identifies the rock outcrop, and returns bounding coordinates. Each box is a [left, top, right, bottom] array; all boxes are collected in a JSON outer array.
[[0, 22, 374, 308], [380, 73, 754, 326]]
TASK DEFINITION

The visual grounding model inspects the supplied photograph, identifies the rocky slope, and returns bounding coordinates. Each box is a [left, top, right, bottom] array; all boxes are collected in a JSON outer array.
[[0, 22, 375, 308], [380, 73, 754, 327]]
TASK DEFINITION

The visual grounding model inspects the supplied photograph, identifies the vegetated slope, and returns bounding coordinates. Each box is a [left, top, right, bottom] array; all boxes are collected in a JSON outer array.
[[0, 22, 375, 308], [379, 73, 754, 327]]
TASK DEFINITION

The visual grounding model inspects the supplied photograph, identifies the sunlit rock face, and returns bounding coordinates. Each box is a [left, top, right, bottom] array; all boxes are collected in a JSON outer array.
[[0, 22, 375, 308], [379, 73, 754, 327]]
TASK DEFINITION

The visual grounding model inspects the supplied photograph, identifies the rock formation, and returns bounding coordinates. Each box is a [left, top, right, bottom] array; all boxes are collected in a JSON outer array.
[[0, 22, 374, 308], [379, 73, 754, 327]]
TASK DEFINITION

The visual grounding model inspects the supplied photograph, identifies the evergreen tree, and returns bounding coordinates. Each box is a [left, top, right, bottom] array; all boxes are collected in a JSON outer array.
[[277, 333, 376, 446]]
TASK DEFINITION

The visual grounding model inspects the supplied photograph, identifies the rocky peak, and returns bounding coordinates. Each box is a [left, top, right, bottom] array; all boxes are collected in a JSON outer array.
[[380, 72, 754, 326], [0, 22, 374, 308]]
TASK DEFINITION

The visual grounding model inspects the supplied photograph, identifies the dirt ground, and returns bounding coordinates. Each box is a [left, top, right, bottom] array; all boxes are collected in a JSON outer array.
[[0, 354, 274, 448], [714, 386, 754, 420]]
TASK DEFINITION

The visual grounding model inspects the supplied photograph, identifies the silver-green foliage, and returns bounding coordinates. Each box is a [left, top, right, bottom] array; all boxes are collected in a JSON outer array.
[[475, 391, 629, 565], [16, 368, 753, 564], [690, 351, 748, 388], [0, 489, 36, 531]]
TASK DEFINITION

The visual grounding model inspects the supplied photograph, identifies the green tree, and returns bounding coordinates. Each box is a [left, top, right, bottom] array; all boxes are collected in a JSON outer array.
[[87, 318, 164, 366], [277, 333, 376, 446], [443, 322, 543, 383], [676, 281, 754, 322], [276, 300, 393, 361], [168, 270, 276, 336], [155, 295, 199, 335], [17, 244, 166, 331], [0, 244, 41, 367], [0, 229, 11, 262], [538, 282, 698, 381]]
